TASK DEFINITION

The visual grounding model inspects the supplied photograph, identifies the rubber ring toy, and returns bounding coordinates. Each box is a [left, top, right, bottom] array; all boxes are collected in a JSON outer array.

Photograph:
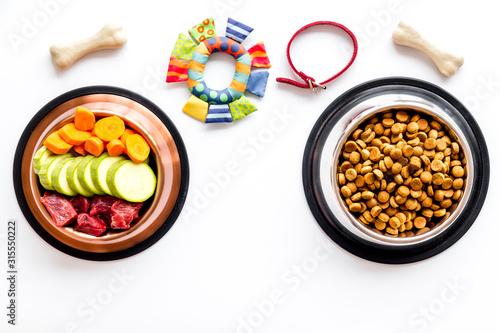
[[188, 36, 250, 105], [166, 17, 271, 124]]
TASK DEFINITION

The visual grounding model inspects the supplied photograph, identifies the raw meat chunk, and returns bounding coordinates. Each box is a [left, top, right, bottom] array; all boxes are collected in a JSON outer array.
[[74, 213, 107, 237], [89, 195, 117, 216], [70, 195, 90, 214], [110, 200, 143, 230], [40, 192, 77, 227], [98, 213, 112, 226], [89, 195, 117, 225]]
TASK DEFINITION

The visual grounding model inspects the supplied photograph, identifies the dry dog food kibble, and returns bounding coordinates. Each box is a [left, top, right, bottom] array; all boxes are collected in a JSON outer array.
[[336, 108, 467, 237]]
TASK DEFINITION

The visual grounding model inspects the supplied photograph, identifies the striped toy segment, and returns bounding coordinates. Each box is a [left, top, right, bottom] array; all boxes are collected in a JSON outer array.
[[189, 59, 206, 73], [225, 30, 246, 44], [208, 104, 230, 111], [233, 71, 250, 85], [229, 79, 247, 93], [249, 50, 267, 57], [169, 56, 189, 64], [168, 64, 189, 73], [205, 104, 233, 123], [227, 87, 244, 101], [191, 51, 209, 65], [206, 114, 233, 123], [166, 56, 189, 83], [226, 17, 253, 43], [251, 57, 271, 68], [166, 71, 188, 82], [235, 62, 251, 76], [197, 43, 210, 57], [248, 42, 271, 68], [188, 68, 204, 82], [237, 53, 251, 66], [247, 42, 267, 55], [187, 78, 200, 89]]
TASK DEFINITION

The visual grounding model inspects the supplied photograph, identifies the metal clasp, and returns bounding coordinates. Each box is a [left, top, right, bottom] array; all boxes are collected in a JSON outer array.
[[307, 79, 327, 94]]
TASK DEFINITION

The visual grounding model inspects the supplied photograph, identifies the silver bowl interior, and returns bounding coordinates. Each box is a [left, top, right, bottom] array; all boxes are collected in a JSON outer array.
[[321, 95, 473, 246]]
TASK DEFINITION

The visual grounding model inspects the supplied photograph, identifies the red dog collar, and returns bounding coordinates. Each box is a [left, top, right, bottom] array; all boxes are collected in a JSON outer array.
[[276, 21, 358, 94]]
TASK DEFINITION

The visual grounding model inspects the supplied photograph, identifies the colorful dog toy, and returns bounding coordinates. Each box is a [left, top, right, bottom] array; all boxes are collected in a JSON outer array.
[[166, 17, 271, 123]]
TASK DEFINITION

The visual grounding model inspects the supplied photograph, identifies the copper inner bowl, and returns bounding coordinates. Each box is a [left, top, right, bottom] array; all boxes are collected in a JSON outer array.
[[20, 93, 183, 254]]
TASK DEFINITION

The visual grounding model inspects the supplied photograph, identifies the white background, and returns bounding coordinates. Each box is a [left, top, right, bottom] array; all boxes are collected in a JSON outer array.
[[1, 0, 499, 332]]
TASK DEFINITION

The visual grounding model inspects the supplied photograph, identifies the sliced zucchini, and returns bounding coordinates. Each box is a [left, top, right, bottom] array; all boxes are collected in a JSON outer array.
[[51, 156, 78, 196], [33, 146, 53, 174], [38, 155, 58, 190], [78, 155, 105, 195], [96, 155, 125, 195], [105, 159, 129, 198], [67, 156, 94, 197], [89, 153, 109, 194], [40, 153, 72, 191], [106, 160, 156, 202]]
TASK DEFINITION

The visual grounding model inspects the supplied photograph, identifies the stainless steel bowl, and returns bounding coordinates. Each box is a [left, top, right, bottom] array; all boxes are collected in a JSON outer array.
[[303, 77, 489, 264], [329, 101, 473, 245]]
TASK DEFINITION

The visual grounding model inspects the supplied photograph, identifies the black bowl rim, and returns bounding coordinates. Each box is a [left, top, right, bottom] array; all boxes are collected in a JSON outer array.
[[303, 77, 490, 264], [13, 85, 190, 261]]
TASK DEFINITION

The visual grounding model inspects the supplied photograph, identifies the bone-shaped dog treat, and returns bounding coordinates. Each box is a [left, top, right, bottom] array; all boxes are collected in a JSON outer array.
[[392, 21, 464, 77], [50, 22, 127, 69]]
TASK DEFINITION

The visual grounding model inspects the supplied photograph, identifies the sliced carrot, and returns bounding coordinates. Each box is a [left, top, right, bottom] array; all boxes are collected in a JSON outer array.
[[44, 131, 73, 154], [94, 116, 125, 142], [106, 139, 125, 156], [73, 143, 87, 156], [84, 136, 104, 157], [74, 106, 95, 131], [125, 134, 150, 163], [58, 122, 91, 145], [119, 128, 136, 146]]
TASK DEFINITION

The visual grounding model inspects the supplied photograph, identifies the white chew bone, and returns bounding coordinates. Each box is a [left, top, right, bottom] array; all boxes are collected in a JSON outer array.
[[50, 22, 127, 69], [392, 21, 464, 77]]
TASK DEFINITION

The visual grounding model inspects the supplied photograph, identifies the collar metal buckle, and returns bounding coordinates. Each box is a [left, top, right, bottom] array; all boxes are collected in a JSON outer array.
[[307, 79, 327, 94]]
